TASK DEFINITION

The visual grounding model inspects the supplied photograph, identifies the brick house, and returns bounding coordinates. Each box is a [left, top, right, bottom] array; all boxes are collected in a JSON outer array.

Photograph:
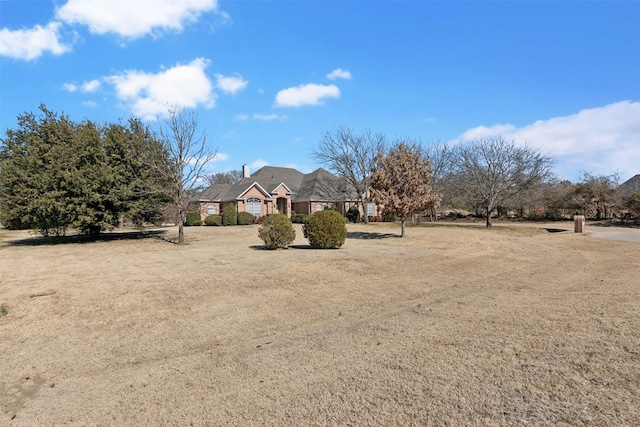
[[195, 164, 382, 220]]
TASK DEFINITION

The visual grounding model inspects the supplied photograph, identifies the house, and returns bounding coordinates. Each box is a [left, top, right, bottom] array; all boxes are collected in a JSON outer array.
[[195, 164, 382, 220], [618, 174, 640, 198]]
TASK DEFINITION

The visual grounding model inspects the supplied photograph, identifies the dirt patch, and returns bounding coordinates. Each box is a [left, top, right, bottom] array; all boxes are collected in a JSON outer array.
[[1, 223, 638, 425]]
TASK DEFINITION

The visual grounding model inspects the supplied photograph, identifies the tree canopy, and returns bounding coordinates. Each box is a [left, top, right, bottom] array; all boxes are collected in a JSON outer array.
[[371, 142, 441, 237], [453, 136, 555, 228], [0, 105, 167, 236]]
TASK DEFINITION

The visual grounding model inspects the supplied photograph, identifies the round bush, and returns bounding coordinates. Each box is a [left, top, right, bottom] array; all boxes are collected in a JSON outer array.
[[302, 209, 347, 249], [222, 203, 237, 226], [185, 212, 202, 226], [237, 211, 254, 225], [291, 213, 309, 224], [346, 206, 360, 223], [258, 214, 296, 249], [204, 214, 222, 226]]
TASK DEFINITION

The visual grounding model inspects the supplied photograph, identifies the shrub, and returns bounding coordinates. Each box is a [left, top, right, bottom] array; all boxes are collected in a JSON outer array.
[[291, 213, 309, 224], [346, 206, 360, 223], [255, 215, 267, 225], [204, 214, 222, 226], [302, 209, 347, 249], [383, 213, 396, 222], [258, 214, 296, 249], [222, 203, 237, 226], [185, 212, 202, 226], [237, 211, 254, 225]]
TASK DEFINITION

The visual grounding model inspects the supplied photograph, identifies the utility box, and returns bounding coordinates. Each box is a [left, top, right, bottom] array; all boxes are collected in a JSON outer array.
[[574, 215, 585, 233]]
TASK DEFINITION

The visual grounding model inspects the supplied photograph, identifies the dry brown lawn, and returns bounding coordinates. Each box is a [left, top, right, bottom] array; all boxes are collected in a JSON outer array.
[[0, 222, 638, 426]]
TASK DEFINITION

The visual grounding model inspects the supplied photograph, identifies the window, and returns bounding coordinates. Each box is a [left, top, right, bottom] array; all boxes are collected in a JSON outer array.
[[206, 205, 216, 215], [367, 202, 375, 217], [315, 203, 323, 212], [246, 198, 262, 217]]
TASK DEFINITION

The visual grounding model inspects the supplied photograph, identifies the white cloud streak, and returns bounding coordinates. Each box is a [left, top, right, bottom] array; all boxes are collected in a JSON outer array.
[[326, 68, 352, 80], [253, 113, 286, 121], [0, 22, 72, 60], [457, 101, 640, 180], [56, 0, 219, 39], [275, 83, 340, 107], [215, 73, 248, 94], [105, 57, 215, 120]]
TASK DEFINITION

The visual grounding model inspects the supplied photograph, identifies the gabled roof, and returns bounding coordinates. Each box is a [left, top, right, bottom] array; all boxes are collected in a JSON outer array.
[[196, 165, 361, 203], [619, 174, 640, 198]]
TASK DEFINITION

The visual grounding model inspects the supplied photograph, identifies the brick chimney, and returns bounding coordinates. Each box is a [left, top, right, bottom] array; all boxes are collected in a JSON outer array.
[[242, 163, 250, 178]]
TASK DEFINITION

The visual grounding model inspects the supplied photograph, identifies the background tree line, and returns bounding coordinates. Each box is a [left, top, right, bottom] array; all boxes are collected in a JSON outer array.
[[315, 128, 640, 228]]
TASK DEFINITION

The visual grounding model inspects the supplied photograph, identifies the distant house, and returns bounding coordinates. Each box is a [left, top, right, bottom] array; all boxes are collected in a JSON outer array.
[[618, 174, 640, 198], [195, 164, 382, 220]]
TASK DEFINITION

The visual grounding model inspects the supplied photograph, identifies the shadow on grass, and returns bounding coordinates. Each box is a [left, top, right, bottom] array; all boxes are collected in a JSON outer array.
[[544, 228, 569, 233], [7, 229, 168, 247], [347, 231, 399, 240]]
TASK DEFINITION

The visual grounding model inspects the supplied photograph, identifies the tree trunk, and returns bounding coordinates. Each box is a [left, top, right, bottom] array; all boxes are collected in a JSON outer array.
[[178, 222, 185, 244], [361, 200, 369, 224], [401, 217, 405, 237], [486, 207, 493, 228]]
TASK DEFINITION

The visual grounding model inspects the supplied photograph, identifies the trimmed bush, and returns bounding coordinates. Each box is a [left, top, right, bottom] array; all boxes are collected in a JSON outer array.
[[258, 214, 296, 249], [185, 212, 202, 226], [222, 203, 237, 226], [302, 209, 347, 249], [346, 206, 360, 223], [291, 213, 309, 224], [204, 214, 222, 226], [237, 211, 254, 225]]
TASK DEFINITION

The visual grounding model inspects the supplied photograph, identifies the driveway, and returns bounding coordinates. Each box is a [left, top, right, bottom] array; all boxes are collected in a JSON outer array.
[[587, 227, 640, 243]]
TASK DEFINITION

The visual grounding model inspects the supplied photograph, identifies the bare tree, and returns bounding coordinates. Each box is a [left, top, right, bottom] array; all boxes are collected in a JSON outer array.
[[573, 171, 623, 220], [454, 136, 555, 228], [204, 170, 242, 186], [423, 141, 455, 221], [371, 142, 441, 237], [145, 106, 217, 244], [312, 126, 386, 223]]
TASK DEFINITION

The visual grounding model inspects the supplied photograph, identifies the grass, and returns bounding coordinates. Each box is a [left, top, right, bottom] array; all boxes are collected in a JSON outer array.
[[0, 222, 638, 425]]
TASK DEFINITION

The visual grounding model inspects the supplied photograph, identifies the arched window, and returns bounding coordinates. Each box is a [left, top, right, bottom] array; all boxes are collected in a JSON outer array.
[[246, 198, 262, 217]]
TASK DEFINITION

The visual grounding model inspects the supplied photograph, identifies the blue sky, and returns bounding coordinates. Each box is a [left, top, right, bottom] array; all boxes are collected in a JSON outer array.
[[1, 0, 639, 182]]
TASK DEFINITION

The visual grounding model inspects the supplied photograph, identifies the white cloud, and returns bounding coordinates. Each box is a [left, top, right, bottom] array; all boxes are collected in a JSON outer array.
[[64, 79, 101, 93], [326, 68, 352, 80], [275, 83, 340, 107], [215, 73, 248, 94], [253, 113, 286, 121], [82, 101, 97, 108], [212, 152, 229, 162], [457, 101, 640, 180], [105, 57, 215, 120], [63, 83, 78, 92], [81, 79, 101, 93], [251, 159, 269, 169], [56, 0, 218, 39], [0, 22, 72, 60], [234, 114, 249, 121]]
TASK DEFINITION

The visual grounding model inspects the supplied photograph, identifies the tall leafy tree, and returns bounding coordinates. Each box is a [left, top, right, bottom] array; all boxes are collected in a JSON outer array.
[[0, 105, 168, 236], [371, 142, 441, 237]]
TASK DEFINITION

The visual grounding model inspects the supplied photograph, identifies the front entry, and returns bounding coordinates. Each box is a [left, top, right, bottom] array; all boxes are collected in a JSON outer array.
[[276, 197, 289, 217]]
